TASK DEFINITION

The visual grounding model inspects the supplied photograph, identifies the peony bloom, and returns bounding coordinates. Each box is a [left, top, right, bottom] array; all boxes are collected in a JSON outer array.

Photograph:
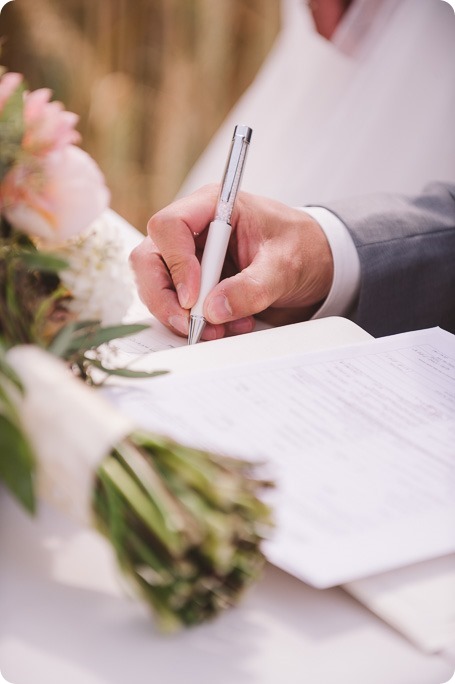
[[2, 145, 111, 244], [22, 87, 81, 154], [0, 72, 110, 245]]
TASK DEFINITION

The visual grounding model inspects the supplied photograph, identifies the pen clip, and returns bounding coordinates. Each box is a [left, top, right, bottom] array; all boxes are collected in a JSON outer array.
[[220, 125, 252, 204]]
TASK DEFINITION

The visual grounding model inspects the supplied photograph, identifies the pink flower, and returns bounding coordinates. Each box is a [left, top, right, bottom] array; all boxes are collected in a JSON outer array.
[[0, 72, 110, 244], [0, 72, 23, 112], [22, 88, 81, 154], [2, 145, 110, 244]]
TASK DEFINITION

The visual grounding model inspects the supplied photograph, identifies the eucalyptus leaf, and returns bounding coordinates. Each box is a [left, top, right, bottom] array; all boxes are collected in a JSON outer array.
[[88, 358, 168, 379], [72, 320, 101, 331], [0, 414, 36, 513], [0, 382, 21, 423], [48, 322, 149, 357], [19, 251, 69, 273], [85, 323, 150, 345], [0, 346, 24, 393], [63, 323, 150, 355], [47, 321, 79, 357], [0, 345, 25, 422]]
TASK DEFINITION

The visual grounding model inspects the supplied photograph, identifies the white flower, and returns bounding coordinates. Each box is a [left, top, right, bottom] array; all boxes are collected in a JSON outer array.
[[6, 345, 133, 525], [58, 215, 134, 325]]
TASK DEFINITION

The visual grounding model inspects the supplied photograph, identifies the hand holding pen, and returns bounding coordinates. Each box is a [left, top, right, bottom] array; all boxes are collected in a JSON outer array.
[[188, 125, 252, 343], [130, 132, 334, 340]]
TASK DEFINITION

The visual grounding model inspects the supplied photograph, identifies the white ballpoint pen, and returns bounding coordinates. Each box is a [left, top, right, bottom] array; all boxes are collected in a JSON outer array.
[[188, 124, 252, 345]]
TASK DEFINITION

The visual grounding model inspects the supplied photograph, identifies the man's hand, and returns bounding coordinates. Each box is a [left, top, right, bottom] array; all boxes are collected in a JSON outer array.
[[130, 184, 334, 340]]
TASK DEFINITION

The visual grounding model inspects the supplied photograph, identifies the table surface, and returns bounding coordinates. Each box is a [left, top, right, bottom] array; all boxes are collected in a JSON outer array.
[[1, 212, 454, 684], [0, 469, 453, 684]]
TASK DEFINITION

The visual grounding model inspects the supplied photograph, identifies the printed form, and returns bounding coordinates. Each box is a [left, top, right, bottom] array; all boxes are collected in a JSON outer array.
[[105, 327, 455, 589]]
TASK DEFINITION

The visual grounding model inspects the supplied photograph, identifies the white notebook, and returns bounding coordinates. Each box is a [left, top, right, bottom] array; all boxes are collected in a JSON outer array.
[[103, 316, 455, 654]]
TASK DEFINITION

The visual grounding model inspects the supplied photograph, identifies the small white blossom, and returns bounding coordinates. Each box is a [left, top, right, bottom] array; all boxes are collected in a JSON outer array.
[[59, 215, 133, 325]]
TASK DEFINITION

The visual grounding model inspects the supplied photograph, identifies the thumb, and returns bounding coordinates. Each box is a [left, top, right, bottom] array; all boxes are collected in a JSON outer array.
[[204, 257, 282, 324]]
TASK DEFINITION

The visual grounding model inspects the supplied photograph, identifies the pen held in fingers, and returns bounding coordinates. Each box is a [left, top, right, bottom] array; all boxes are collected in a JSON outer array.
[[188, 124, 252, 345]]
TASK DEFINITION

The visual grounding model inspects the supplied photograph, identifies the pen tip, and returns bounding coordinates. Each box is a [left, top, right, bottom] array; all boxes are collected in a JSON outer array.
[[188, 315, 206, 345]]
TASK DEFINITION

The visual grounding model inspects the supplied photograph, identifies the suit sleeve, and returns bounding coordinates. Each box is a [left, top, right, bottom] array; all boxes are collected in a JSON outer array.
[[325, 182, 455, 337]]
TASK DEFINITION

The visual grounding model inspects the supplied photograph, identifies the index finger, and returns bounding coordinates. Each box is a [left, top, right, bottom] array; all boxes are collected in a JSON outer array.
[[147, 184, 219, 308]]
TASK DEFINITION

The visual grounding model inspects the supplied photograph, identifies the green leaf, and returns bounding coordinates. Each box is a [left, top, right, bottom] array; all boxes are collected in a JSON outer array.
[[70, 319, 100, 331], [83, 323, 151, 347], [88, 358, 168, 379], [19, 250, 69, 273], [98, 456, 185, 557], [0, 348, 24, 393], [0, 414, 36, 513], [46, 320, 79, 357], [0, 382, 20, 423], [0, 343, 37, 513], [48, 321, 150, 358], [0, 344, 25, 421]]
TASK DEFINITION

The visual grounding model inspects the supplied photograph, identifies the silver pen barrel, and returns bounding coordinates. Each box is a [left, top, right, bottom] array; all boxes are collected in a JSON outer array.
[[215, 125, 252, 224], [188, 124, 252, 345]]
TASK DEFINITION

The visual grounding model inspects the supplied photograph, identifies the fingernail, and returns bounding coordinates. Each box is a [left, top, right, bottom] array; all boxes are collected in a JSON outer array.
[[176, 283, 189, 309], [207, 294, 232, 323], [169, 315, 189, 335]]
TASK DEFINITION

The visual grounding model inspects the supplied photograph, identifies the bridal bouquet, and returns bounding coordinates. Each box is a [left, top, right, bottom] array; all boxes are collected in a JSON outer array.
[[0, 69, 272, 630], [0, 69, 144, 376]]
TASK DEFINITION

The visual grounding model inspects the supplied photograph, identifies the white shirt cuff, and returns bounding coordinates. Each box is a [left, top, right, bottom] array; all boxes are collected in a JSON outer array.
[[301, 206, 361, 318]]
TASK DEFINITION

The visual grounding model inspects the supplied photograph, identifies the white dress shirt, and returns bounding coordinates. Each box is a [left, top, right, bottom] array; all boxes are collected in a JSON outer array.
[[302, 206, 361, 319]]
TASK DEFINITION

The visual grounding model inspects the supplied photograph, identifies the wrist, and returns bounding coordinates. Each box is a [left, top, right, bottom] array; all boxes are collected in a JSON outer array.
[[295, 209, 334, 307], [301, 206, 361, 319]]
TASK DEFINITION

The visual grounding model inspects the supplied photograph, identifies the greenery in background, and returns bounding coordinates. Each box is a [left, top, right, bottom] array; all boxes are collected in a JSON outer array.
[[0, 0, 280, 230]]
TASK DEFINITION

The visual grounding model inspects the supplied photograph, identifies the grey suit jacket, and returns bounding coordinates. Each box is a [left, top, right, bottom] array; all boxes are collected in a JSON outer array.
[[326, 182, 455, 337]]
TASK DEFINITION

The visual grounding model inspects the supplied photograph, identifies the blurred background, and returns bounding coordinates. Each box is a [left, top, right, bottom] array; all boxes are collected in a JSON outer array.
[[0, 0, 280, 231]]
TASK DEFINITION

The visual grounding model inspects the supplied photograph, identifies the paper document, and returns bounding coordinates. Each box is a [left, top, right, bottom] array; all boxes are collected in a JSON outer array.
[[112, 316, 187, 354], [104, 326, 455, 589], [345, 553, 455, 654]]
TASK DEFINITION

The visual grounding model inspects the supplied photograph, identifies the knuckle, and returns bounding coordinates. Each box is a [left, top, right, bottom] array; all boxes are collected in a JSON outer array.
[[198, 182, 219, 198], [147, 210, 167, 239], [129, 238, 160, 269], [168, 252, 197, 283], [128, 242, 145, 269]]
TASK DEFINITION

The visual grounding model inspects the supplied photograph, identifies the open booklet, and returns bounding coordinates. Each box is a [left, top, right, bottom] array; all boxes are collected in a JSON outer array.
[[103, 320, 455, 654]]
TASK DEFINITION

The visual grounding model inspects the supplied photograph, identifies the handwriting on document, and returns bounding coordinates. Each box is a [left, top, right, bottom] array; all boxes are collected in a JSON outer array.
[[112, 321, 185, 354], [104, 328, 455, 588]]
